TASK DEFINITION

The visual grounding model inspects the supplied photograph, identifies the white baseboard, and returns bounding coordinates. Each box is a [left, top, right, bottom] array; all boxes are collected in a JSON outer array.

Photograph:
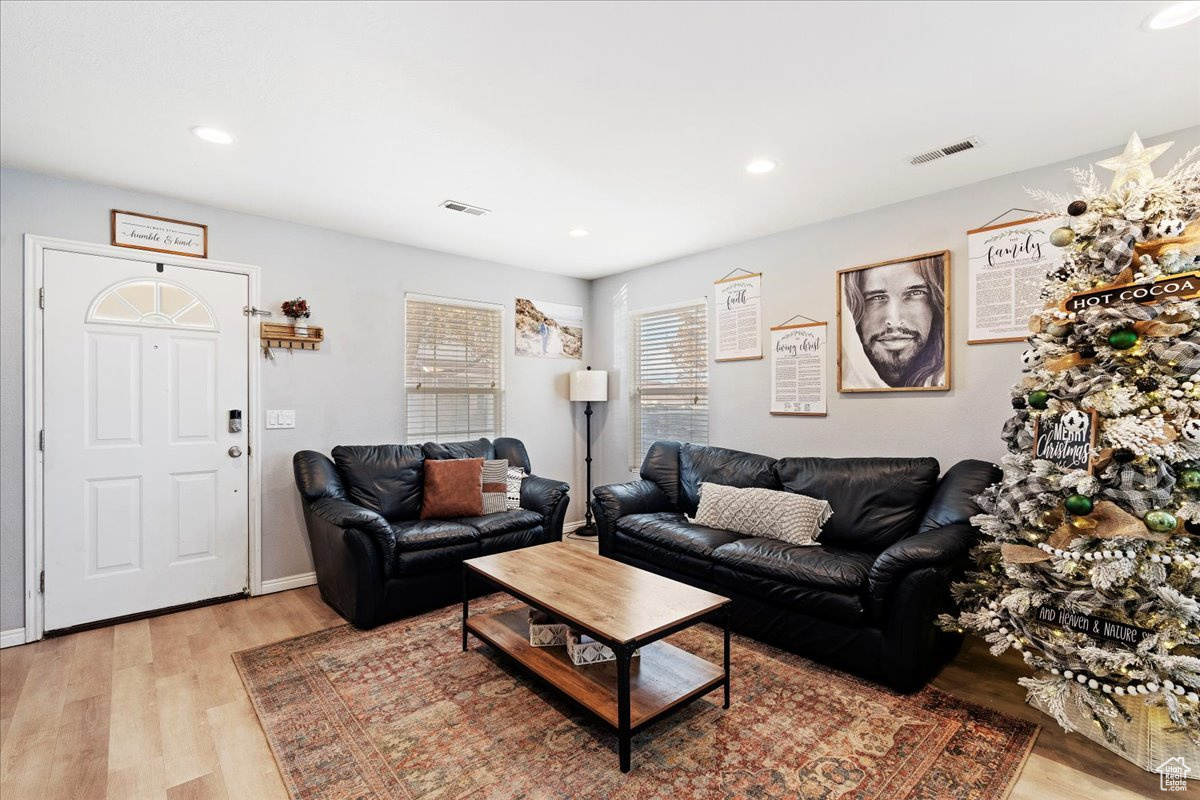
[[259, 571, 317, 595], [0, 628, 27, 649], [563, 520, 586, 533]]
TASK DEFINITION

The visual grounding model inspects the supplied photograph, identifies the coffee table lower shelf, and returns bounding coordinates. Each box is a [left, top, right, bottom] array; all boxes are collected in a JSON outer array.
[[466, 606, 725, 737]]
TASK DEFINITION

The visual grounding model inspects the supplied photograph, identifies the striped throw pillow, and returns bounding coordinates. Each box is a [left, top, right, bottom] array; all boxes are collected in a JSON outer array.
[[482, 459, 509, 514]]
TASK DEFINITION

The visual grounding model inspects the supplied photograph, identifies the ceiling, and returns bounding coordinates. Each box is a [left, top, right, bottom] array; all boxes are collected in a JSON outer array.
[[2, 2, 1198, 279]]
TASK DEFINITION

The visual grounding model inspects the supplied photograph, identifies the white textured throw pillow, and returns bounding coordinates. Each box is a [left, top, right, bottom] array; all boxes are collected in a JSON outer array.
[[505, 467, 526, 510], [692, 482, 831, 546]]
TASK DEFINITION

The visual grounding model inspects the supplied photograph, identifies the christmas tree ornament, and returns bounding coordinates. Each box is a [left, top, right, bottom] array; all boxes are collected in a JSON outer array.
[[1077, 345, 1096, 359], [1135, 377, 1160, 392], [1177, 469, 1200, 490], [1027, 390, 1050, 409], [1064, 494, 1094, 515], [1113, 448, 1136, 463], [1011, 396, 1027, 410], [1020, 348, 1042, 367], [1049, 226, 1076, 247], [1107, 329, 1139, 350], [1186, 519, 1200, 535], [1183, 419, 1200, 442], [1143, 509, 1178, 533], [1067, 200, 1088, 217], [1094, 131, 1173, 191]]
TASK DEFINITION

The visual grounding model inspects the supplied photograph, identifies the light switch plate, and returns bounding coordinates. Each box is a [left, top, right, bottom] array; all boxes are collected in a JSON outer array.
[[266, 410, 295, 429]]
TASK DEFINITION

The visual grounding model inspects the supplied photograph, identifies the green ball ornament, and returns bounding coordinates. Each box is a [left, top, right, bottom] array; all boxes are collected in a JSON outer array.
[[1144, 509, 1178, 533], [1107, 329, 1139, 350], [1049, 227, 1076, 247], [1028, 390, 1050, 410], [1179, 469, 1200, 490], [1064, 494, 1094, 515]]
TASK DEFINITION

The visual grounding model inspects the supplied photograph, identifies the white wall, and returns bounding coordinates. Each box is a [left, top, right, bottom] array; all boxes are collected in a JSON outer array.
[[587, 127, 1200, 488], [0, 168, 591, 630]]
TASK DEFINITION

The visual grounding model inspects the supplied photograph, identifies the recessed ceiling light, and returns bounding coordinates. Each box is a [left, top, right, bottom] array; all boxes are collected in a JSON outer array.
[[1143, 1, 1200, 30], [190, 126, 233, 144], [569, 228, 589, 238], [745, 159, 777, 174]]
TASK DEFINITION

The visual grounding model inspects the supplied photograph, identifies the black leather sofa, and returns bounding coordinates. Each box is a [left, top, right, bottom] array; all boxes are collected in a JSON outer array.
[[294, 437, 569, 628], [591, 441, 999, 692]]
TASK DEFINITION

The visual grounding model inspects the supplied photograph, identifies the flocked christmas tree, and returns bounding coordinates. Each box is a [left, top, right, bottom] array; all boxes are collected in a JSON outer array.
[[947, 132, 1200, 755]]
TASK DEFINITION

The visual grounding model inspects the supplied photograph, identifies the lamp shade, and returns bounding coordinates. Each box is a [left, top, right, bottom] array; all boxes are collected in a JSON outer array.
[[570, 369, 608, 402]]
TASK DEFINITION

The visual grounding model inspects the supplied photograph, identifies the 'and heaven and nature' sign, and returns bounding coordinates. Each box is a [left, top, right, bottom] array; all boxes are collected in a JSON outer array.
[[1032, 410, 1097, 473], [1035, 605, 1152, 646]]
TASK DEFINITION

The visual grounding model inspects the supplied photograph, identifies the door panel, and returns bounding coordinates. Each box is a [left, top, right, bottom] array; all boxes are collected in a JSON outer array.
[[43, 250, 249, 630]]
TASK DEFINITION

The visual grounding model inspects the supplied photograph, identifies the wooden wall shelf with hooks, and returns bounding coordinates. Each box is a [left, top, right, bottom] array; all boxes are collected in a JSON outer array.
[[260, 321, 324, 351]]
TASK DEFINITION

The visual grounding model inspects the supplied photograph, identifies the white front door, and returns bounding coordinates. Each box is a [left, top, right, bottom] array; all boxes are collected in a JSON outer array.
[[42, 250, 250, 630]]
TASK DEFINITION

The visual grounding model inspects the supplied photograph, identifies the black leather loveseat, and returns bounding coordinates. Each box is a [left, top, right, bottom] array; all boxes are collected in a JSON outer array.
[[592, 441, 999, 692], [294, 437, 569, 628]]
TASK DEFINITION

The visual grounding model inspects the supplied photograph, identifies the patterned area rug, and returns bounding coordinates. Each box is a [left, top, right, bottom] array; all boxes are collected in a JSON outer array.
[[234, 596, 1037, 799]]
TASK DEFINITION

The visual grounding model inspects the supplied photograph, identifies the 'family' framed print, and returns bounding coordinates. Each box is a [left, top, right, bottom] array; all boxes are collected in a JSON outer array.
[[836, 250, 951, 393], [111, 210, 208, 258]]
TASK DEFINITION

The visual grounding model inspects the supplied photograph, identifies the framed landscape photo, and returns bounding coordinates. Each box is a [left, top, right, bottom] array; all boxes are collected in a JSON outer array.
[[836, 250, 951, 393], [111, 209, 208, 258]]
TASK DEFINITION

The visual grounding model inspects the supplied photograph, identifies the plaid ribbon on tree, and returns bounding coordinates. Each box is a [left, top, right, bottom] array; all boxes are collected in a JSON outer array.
[[1101, 460, 1175, 516], [1086, 220, 1142, 276], [1002, 411, 1034, 451], [1148, 338, 1200, 377], [995, 475, 1058, 520], [1048, 370, 1115, 401]]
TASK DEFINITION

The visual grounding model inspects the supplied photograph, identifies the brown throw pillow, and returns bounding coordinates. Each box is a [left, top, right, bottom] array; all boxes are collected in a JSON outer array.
[[420, 458, 484, 519]]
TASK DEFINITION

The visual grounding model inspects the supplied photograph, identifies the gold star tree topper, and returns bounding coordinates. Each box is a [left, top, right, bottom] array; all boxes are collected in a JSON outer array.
[[1095, 132, 1173, 191]]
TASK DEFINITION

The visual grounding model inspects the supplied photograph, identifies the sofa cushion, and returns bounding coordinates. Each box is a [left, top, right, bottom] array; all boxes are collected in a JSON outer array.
[[422, 438, 495, 461], [710, 538, 875, 624], [711, 538, 874, 592], [481, 526, 545, 556], [331, 444, 425, 522], [639, 440, 683, 508], [390, 519, 480, 575], [482, 459, 509, 514], [774, 457, 940, 552], [617, 512, 746, 557], [680, 443, 779, 516], [453, 509, 544, 538]]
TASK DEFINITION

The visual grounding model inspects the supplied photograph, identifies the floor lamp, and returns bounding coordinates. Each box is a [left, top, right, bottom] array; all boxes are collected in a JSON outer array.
[[570, 366, 608, 537]]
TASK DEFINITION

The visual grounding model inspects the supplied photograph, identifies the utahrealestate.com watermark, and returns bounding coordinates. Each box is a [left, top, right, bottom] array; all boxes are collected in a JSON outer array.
[[1157, 756, 1191, 791]]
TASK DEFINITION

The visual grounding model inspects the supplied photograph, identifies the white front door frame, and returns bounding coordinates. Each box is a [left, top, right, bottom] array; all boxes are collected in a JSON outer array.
[[22, 234, 264, 644]]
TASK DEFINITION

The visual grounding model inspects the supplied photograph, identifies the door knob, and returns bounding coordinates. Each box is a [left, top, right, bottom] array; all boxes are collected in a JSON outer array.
[[228, 446, 243, 458]]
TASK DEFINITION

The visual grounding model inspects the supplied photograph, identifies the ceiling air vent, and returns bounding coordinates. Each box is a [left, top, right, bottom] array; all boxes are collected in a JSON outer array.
[[910, 136, 983, 165], [440, 200, 490, 216]]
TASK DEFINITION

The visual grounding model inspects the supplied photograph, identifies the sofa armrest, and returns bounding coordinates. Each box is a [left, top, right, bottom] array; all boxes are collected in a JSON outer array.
[[310, 497, 396, 573], [521, 475, 571, 540], [301, 500, 388, 627], [867, 522, 977, 605], [591, 480, 673, 556]]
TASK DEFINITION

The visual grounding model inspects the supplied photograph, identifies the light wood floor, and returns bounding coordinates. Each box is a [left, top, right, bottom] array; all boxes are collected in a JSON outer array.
[[0, 534, 1168, 798]]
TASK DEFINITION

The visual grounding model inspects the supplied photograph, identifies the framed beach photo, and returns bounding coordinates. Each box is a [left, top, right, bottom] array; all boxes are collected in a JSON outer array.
[[836, 250, 951, 393]]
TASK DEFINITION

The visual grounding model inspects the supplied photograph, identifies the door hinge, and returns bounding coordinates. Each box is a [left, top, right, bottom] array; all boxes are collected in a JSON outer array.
[[38, 430, 45, 451], [39, 570, 45, 593], [39, 287, 44, 309]]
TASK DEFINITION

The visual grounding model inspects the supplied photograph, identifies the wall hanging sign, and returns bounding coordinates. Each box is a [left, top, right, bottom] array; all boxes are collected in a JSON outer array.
[[1032, 409, 1098, 473], [111, 210, 208, 258], [836, 250, 951, 392], [769, 319, 827, 416], [967, 216, 1060, 344], [714, 270, 762, 361], [1034, 604, 1151, 646]]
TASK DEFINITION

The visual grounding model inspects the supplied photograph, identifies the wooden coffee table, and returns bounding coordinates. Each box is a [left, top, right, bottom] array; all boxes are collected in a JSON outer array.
[[461, 542, 731, 772]]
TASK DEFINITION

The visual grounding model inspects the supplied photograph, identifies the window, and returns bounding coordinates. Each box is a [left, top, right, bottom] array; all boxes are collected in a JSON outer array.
[[630, 299, 708, 469], [87, 279, 216, 330], [405, 295, 504, 443]]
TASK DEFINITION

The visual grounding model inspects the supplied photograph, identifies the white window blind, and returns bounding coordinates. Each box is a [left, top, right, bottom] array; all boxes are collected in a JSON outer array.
[[405, 296, 504, 443], [630, 300, 708, 469]]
